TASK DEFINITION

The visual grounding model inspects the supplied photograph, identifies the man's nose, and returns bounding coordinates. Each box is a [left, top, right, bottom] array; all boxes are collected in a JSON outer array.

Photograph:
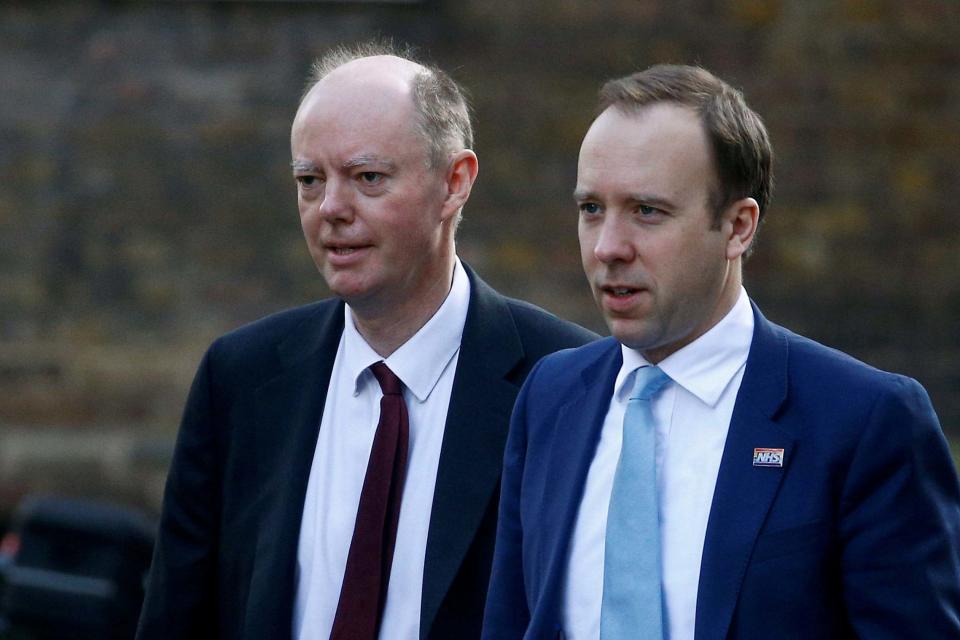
[[318, 178, 354, 223], [593, 215, 637, 264]]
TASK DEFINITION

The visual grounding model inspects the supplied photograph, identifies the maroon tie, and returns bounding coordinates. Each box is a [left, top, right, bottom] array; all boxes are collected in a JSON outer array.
[[330, 362, 410, 640]]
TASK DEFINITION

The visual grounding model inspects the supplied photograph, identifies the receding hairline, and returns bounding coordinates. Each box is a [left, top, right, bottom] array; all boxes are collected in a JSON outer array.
[[593, 64, 774, 227], [297, 40, 475, 169], [302, 39, 419, 94], [309, 54, 424, 94], [291, 57, 424, 152], [297, 56, 421, 115]]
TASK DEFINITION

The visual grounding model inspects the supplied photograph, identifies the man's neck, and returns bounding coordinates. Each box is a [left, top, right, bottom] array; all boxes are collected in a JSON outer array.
[[351, 258, 457, 358], [641, 262, 743, 364]]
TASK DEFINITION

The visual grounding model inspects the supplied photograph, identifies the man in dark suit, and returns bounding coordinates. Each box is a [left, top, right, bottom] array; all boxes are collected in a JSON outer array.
[[136, 41, 595, 640], [482, 64, 960, 639]]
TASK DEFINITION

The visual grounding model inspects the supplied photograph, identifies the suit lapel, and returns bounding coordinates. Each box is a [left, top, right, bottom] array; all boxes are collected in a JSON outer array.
[[695, 305, 794, 640], [242, 301, 344, 638], [419, 269, 525, 638], [535, 340, 622, 621]]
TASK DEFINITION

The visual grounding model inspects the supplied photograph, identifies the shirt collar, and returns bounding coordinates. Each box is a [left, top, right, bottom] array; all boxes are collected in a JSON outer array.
[[342, 258, 471, 403], [616, 287, 754, 407]]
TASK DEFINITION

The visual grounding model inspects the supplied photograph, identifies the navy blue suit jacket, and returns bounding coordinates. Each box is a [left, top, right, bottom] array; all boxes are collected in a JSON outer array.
[[483, 304, 960, 639], [137, 265, 596, 640]]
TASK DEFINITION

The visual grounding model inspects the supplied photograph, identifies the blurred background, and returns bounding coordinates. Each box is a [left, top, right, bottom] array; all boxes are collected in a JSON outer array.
[[0, 0, 958, 632]]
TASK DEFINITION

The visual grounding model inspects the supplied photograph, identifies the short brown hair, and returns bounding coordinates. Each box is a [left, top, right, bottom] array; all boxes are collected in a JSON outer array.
[[599, 64, 773, 226], [305, 39, 473, 168]]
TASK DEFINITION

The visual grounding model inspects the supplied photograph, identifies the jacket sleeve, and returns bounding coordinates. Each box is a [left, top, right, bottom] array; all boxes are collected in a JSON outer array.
[[137, 346, 223, 639], [840, 375, 960, 638], [482, 359, 541, 639]]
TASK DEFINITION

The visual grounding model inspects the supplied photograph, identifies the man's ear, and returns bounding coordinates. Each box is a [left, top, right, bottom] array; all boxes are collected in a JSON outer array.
[[441, 150, 479, 222], [723, 197, 760, 260]]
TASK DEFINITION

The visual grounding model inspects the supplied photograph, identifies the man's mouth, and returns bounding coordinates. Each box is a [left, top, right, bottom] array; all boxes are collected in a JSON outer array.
[[323, 243, 372, 264], [324, 241, 371, 253], [602, 285, 640, 298]]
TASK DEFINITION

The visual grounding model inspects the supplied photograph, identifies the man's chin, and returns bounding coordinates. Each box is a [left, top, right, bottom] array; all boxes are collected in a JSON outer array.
[[324, 275, 373, 305], [605, 319, 652, 349], [604, 317, 666, 349]]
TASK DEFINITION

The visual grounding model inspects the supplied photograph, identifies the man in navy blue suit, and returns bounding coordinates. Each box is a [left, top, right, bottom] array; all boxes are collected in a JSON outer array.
[[482, 64, 960, 639], [137, 42, 595, 640]]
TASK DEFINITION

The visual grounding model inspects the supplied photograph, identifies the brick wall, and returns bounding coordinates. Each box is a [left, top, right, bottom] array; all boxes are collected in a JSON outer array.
[[1, 0, 958, 510]]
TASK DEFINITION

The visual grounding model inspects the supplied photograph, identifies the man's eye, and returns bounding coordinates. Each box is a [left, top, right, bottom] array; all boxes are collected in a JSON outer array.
[[296, 176, 319, 187], [579, 202, 601, 215], [638, 204, 660, 216], [359, 172, 383, 184]]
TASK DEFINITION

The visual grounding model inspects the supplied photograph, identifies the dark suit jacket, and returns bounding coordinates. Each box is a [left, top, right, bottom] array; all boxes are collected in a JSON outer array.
[[136, 265, 597, 640], [483, 303, 960, 639]]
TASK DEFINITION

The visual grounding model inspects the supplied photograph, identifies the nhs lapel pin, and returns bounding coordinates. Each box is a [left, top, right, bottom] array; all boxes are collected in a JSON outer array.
[[753, 447, 785, 468]]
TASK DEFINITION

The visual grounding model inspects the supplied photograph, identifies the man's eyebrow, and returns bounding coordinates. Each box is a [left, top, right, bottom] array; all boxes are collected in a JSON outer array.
[[291, 160, 318, 173], [342, 155, 397, 171], [573, 188, 677, 210], [627, 192, 677, 210]]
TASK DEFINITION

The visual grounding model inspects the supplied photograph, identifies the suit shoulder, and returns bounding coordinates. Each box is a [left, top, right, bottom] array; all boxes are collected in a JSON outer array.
[[782, 326, 904, 381], [771, 323, 928, 405], [206, 299, 340, 368], [537, 336, 618, 368], [501, 296, 599, 355], [527, 337, 619, 388]]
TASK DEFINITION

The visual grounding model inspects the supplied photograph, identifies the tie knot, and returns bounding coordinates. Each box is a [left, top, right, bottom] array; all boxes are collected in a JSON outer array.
[[629, 366, 670, 401], [370, 362, 403, 396]]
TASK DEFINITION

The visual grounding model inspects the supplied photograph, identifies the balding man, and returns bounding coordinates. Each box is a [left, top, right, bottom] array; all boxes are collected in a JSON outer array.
[[137, 42, 595, 640]]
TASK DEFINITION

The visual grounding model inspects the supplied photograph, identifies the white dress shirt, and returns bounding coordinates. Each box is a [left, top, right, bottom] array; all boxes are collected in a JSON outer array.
[[562, 288, 754, 640], [293, 260, 471, 640]]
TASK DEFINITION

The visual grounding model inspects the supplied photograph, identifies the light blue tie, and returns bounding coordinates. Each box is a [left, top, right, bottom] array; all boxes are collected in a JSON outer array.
[[600, 365, 671, 640]]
